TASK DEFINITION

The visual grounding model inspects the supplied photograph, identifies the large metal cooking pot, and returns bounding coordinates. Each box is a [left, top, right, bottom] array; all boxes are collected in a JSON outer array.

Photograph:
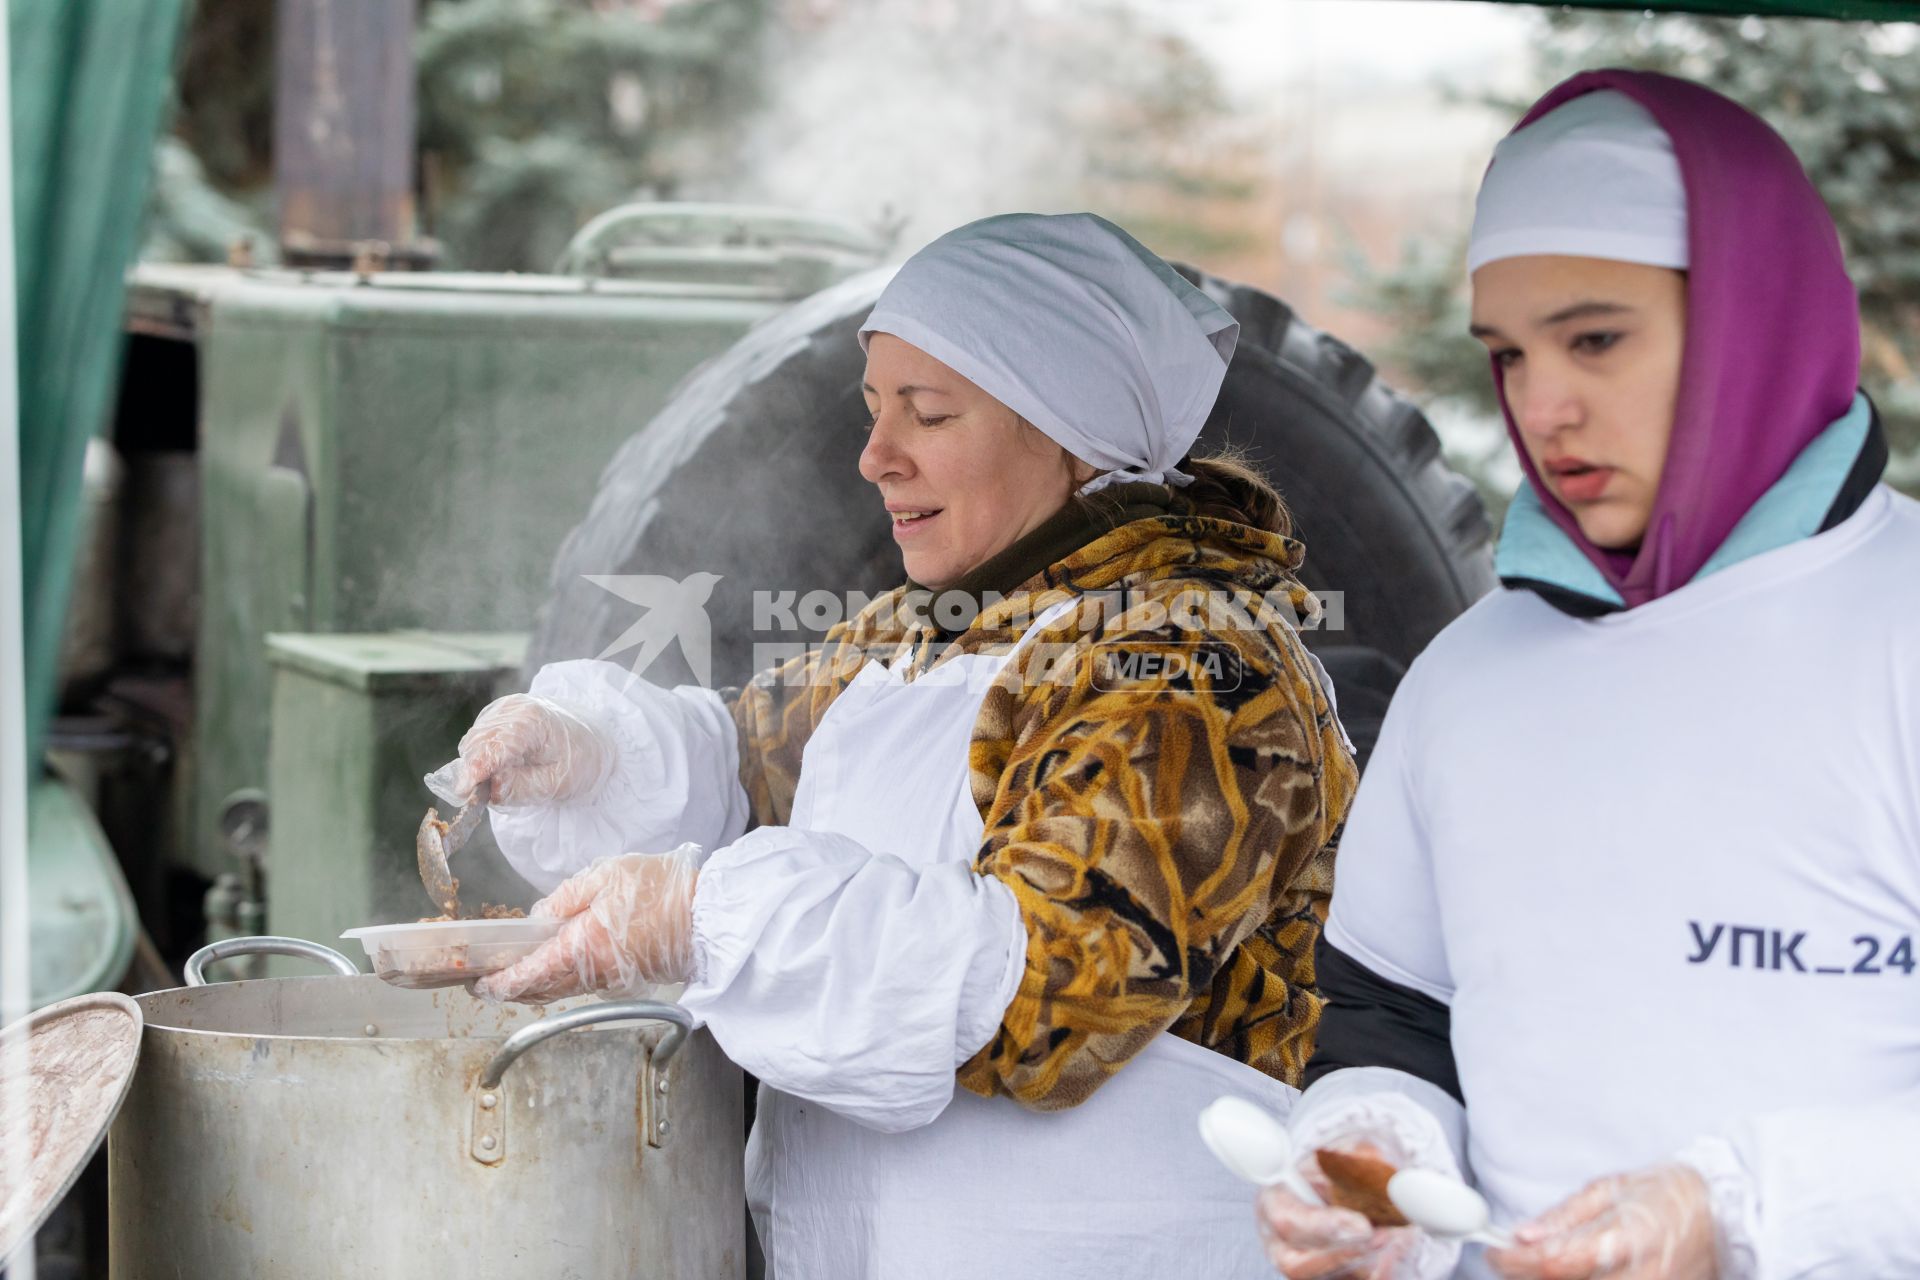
[[108, 937, 744, 1277]]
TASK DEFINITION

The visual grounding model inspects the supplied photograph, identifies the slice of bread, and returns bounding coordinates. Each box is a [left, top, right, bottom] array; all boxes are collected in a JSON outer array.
[[1314, 1149, 1408, 1228]]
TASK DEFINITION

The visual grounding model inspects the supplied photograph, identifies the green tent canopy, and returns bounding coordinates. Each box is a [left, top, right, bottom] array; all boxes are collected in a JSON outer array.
[[13, 0, 186, 767], [1470, 0, 1920, 19], [7, 0, 187, 1010]]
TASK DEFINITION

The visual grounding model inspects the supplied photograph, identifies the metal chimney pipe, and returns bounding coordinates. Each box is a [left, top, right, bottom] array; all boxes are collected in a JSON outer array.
[[274, 0, 425, 267]]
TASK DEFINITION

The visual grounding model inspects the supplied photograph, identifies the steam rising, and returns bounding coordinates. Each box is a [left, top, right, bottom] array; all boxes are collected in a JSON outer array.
[[277, 1, 1246, 928], [698, 0, 1230, 257]]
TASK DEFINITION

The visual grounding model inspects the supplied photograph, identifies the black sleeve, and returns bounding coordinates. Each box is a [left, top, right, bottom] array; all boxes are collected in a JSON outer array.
[[1817, 391, 1888, 533], [1303, 935, 1463, 1104]]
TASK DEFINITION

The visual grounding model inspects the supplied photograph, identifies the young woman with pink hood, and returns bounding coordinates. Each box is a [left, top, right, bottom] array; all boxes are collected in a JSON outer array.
[[1254, 70, 1919, 1280]]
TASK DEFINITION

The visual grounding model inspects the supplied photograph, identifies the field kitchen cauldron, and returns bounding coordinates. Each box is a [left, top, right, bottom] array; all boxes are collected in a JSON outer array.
[[102, 937, 744, 1277]]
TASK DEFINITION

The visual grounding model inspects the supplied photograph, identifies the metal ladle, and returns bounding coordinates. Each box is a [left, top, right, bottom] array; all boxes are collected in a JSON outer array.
[[416, 778, 491, 918]]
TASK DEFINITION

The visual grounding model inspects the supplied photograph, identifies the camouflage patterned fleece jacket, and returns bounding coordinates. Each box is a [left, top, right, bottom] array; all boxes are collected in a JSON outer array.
[[726, 511, 1357, 1110]]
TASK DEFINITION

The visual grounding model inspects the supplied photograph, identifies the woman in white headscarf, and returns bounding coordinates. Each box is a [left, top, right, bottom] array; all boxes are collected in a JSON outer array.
[[431, 213, 1356, 1278]]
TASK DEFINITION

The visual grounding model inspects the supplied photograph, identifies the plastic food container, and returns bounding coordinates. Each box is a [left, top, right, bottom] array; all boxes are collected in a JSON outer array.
[[340, 918, 563, 989]]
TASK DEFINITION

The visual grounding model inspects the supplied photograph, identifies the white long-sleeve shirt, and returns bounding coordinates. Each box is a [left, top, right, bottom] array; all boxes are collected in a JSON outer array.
[[1326, 486, 1920, 1278], [488, 658, 751, 892], [486, 657, 1024, 1133]]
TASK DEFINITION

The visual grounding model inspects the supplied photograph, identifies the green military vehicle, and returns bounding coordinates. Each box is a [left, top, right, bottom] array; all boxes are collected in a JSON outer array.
[[46, 204, 892, 991]]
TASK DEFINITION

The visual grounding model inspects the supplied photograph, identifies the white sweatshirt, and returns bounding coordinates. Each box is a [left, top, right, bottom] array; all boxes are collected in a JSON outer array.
[[1325, 486, 1920, 1278]]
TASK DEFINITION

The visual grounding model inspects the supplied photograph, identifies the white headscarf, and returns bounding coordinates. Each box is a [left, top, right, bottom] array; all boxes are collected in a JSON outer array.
[[858, 212, 1238, 494], [1468, 90, 1689, 275]]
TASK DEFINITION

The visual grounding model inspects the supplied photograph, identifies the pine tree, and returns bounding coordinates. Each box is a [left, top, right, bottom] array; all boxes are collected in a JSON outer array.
[[148, 0, 771, 272], [417, 0, 770, 270]]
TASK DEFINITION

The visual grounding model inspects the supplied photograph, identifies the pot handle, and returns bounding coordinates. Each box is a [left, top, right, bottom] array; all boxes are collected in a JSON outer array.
[[476, 1001, 693, 1153], [185, 935, 361, 985], [479, 1000, 692, 1088]]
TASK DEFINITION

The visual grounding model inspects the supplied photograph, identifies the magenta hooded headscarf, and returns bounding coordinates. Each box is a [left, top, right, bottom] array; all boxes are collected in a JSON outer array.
[[1487, 70, 1861, 609]]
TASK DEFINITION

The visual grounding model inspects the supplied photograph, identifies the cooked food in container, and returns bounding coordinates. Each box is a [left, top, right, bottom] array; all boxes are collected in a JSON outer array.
[[341, 918, 562, 989]]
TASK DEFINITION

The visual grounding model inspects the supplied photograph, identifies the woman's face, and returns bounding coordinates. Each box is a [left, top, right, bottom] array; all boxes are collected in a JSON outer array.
[[859, 333, 1089, 590], [1470, 255, 1688, 551]]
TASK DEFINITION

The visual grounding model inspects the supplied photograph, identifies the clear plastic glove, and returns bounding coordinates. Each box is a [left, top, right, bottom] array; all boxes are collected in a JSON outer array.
[[472, 844, 702, 1004], [425, 693, 614, 809], [1257, 1156, 1427, 1279], [1489, 1163, 1718, 1280], [1258, 1092, 1464, 1280]]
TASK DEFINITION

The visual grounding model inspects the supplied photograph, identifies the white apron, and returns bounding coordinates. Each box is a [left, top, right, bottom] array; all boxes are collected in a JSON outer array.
[[749, 599, 1295, 1279]]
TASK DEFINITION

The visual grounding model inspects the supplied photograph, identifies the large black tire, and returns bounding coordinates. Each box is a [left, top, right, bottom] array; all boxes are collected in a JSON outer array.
[[527, 266, 1495, 719]]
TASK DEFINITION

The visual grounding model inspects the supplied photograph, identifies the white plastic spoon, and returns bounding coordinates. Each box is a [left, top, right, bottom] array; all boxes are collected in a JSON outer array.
[[1198, 1096, 1515, 1250], [1196, 1095, 1321, 1202], [1386, 1167, 1516, 1250]]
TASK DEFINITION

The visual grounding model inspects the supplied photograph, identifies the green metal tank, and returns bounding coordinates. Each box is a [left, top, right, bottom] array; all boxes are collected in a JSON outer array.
[[118, 205, 883, 896]]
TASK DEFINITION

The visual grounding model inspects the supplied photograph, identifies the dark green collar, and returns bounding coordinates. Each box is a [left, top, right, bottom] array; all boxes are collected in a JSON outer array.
[[910, 482, 1176, 631]]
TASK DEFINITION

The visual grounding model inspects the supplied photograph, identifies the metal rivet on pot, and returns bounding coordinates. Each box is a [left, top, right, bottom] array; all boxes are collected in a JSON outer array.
[[656, 1121, 670, 1137], [656, 1077, 669, 1095], [480, 1093, 498, 1109], [480, 1135, 497, 1151], [363, 1024, 378, 1037]]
